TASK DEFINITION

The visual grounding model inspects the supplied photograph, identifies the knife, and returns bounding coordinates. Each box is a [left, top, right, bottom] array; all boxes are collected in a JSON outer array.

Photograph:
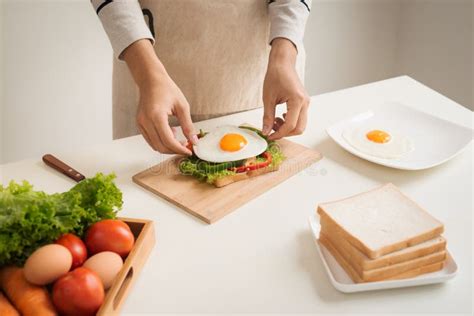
[[42, 154, 86, 183]]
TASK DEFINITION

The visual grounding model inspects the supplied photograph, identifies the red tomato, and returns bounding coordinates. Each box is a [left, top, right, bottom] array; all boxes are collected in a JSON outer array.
[[55, 233, 88, 269], [85, 219, 135, 257], [52, 267, 104, 316]]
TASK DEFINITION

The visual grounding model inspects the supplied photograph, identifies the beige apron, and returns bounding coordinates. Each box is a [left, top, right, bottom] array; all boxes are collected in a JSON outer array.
[[112, 0, 305, 139]]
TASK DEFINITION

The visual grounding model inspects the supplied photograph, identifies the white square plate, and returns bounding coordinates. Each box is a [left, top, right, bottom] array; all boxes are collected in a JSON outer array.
[[308, 213, 458, 293], [326, 102, 473, 170]]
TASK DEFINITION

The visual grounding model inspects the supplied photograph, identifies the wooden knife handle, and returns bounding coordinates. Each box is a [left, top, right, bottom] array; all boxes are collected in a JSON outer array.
[[42, 154, 86, 182]]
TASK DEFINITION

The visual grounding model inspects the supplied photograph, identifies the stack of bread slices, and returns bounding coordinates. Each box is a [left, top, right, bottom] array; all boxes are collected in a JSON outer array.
[[317, 183, 447, 283]]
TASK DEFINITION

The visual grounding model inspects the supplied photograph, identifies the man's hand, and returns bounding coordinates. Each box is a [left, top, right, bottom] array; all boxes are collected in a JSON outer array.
[[123, 39, 196, 155], [262, 38, 310, 140], [136, 75, 197, 155]]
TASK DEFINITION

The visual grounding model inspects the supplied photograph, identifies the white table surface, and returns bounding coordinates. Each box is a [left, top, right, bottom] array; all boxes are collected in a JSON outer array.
[[1, 76, 472, 315]]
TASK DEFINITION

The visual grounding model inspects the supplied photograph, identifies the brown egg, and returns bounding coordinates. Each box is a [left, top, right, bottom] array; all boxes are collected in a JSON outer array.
[[24, 244, 72, 285], [83, 251, 123, 289]]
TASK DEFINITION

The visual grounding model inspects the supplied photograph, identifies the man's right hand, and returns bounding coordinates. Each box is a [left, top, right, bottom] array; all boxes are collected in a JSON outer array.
[[123, 39, 196, 155], [136, 75, 196, 155]]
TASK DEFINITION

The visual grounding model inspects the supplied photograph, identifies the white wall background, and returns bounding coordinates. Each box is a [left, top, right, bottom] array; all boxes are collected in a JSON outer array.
[[1, 0, 113, 164], [305, 0, 401, 96], [0, 0, 472, 164], [305, 0, 473, 106], [396, 0, 473, 109]]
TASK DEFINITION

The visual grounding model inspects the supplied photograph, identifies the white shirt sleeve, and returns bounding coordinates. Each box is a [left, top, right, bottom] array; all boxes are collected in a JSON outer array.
[[91, 0, 155, 60], [268, 0, 311, 52]]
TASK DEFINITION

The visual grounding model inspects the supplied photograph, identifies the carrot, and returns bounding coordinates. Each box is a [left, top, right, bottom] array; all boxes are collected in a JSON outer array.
[[0, 291, 20, 316], [0, 267, 57, 316]]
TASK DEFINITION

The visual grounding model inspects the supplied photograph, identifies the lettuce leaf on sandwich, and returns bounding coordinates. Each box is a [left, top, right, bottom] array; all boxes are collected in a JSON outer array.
[[178, 126, 285, 185]]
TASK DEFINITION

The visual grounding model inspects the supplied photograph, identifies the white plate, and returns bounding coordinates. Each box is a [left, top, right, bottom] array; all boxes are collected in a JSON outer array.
[[308, 213, 458, 293], [326, 102, 473, 170]]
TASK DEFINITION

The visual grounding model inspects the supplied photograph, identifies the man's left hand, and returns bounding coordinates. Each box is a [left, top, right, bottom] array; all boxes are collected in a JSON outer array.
[[262, 38, 310, 140]]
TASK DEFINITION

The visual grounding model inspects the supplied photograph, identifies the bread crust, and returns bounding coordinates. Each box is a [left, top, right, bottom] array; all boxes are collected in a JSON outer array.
[[320, 232, 446, 282], [213, 165, 279, 188], [386, 261, 444, 280], [319, 234, 445, 283], [320, 217, 447, 271]]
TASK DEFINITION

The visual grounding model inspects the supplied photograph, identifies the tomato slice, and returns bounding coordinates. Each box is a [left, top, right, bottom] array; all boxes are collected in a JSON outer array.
[[231, 151, 272, 173]]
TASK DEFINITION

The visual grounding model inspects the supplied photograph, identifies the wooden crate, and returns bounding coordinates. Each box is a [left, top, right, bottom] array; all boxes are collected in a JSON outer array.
[[97, 218, 155, 316]]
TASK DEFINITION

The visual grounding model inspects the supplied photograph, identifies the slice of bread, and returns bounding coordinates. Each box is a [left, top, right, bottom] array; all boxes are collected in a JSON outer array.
[[319, 234, 445, 283], [317, 183, 444, 259], [386, 261, 444, 280], [320, 216, 447, 271], [319, 232, 446, 282], [213, 165, 279, 187]]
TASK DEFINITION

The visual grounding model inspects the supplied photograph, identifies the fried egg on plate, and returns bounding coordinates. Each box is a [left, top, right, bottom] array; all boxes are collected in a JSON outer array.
[[193, 126, 267, 163], [342, 126, 414, 159]]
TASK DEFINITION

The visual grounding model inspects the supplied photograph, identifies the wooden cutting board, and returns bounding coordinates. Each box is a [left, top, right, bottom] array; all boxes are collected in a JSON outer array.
[[133, 139, 322, 224]]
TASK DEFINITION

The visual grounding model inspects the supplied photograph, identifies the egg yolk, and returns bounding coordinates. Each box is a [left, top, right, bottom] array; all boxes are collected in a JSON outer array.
[[219, 134, 247, 151], [220, 133, 248, 152], [366, 130, 391, 144]]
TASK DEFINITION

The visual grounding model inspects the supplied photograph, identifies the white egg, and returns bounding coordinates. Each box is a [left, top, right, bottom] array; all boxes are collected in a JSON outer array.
[[193, 126, 267, 163], [342, 126, 414, 159]]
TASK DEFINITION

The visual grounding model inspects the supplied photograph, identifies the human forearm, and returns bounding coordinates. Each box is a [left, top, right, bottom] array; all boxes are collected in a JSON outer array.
[[262, 39, 309, 139], [269, 38, 297, 67], [122, 39, 195, 155], [122, 39, 168, 91]]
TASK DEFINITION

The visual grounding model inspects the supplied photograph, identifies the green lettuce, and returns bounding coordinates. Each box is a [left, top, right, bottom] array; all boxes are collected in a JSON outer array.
[[0, 173, 122, 266], [205, 169, 237, 184], [266, 141, 285, 168], [178, 158, 237, 184]]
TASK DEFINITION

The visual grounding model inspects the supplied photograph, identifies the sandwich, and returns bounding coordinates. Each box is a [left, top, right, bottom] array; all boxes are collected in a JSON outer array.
[[178, 125, 285, 187]]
